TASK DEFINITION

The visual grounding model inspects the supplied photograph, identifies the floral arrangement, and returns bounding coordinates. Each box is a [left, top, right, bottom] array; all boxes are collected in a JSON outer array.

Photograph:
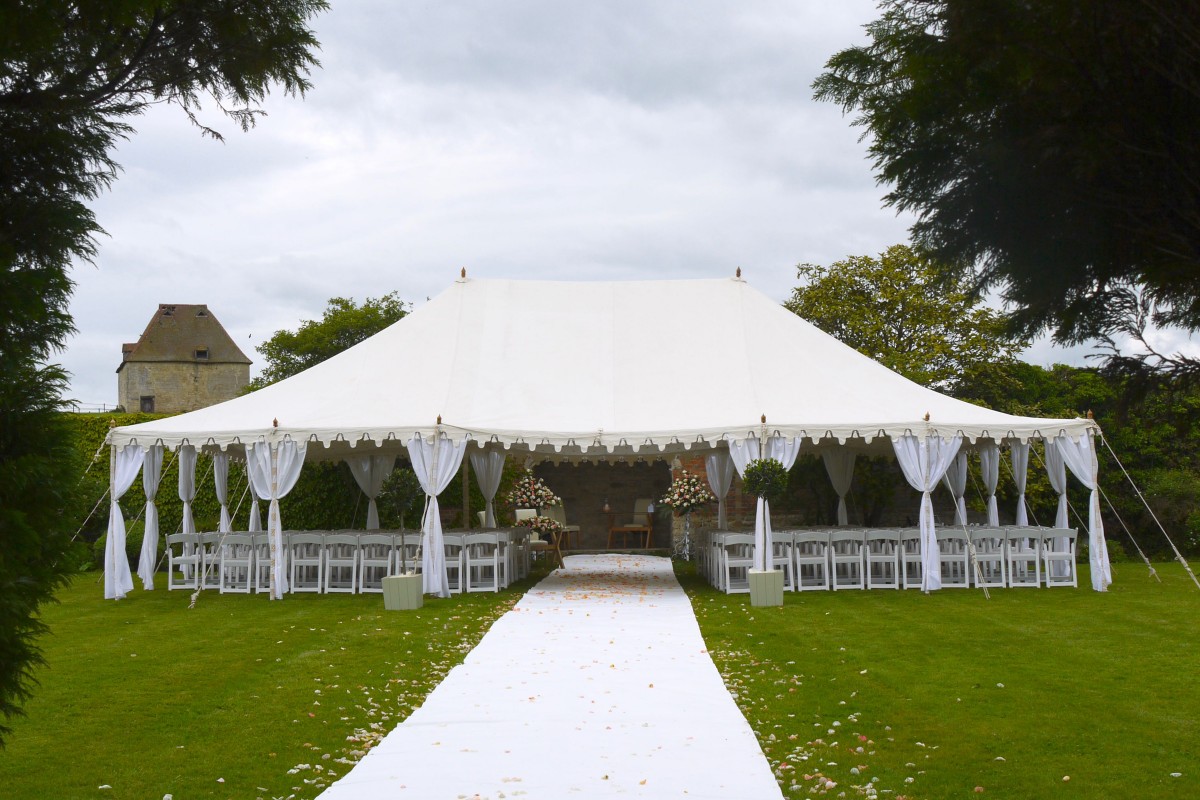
[[659, 469, 716, 514], [515, 514, 563, 538], [506, 469, 562, 509], [742, 458, 790, 501]]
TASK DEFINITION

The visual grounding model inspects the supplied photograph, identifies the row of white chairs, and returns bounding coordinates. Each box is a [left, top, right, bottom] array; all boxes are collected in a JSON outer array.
[[701, 526, 1079, 593], [164, 529, 533, 595]]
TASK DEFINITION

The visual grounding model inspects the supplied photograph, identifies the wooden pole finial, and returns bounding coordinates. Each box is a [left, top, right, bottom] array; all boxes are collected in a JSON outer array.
[[460, 267, 466, 279], [923, 412, 930, 422], [761, 413, 767, 424], [1087, 409, 1094, 419], [436, 414, 442, 425], [272, 417, 278, 428], [736, 266, 742, 278]]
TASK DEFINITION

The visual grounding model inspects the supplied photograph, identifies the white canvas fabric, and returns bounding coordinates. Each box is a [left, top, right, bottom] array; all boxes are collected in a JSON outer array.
[[213, 451, 231, 533], [979, 441, 1000, 527], [941, 452, 968, 526], [407, 432, 468, 598], [893, 434, 963, 592], [247, 440, 308, 599], [1045, 440, 1070, 529], [104, 444, 145, 600], [705, 449, 734, 529], [347, 453, 395, 530], [107, 278, 1097, 453], [726, 435, 800, 571], [247, 469, 262, 533], [469, 449, 506, 528], [136, 444, 163, 590], [1057, 434, 1113, 591], [177, 445, 196, 536], [822, 449, 856, 526], [1010, 441, 1030, 526]]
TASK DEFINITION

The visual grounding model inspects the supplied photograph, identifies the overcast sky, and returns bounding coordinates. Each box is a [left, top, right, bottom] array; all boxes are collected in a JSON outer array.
[[65, 0, 1114, 408]]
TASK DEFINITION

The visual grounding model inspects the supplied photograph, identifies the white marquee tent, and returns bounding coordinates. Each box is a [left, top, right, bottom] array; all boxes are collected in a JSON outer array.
[[105, 276, 1110, 599]]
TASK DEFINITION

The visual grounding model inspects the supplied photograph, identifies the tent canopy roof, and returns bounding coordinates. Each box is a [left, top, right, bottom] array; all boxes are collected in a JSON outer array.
[[107, 277, 1098, 457]]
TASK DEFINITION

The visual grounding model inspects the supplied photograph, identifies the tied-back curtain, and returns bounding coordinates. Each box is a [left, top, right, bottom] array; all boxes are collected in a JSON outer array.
[[105, 444, 146, 600], [214, 451, 231, 533], [347, 453, 396, 530], [247, 440, 308, 599], [1057, 434, 1113, 592], [941, 452, 968, 526], [407, 432, 468, 597], [893, 434, 963, 592], [1010, 441, 1030, 527], [470, 449, 506, 528], [247, 465, 262, 532], [1045, 440, 1069, 528], [178, 445, 197, 536], [822, 450, 857, 526], [136, 444, 164, 590], [979, 441, 1000, 527], [727, 435, 801, 572], [704, 449, 734, 529]]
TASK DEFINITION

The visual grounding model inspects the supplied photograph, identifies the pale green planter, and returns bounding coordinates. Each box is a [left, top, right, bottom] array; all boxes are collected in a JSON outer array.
[[382, 574, 424, 610], [749, 568, 784, 607]]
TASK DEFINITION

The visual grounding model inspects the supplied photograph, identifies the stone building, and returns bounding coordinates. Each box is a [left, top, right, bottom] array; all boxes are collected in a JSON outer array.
[[117, 304, 251, 414]]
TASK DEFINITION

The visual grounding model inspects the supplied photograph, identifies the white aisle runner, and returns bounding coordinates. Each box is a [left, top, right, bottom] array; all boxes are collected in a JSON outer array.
[[319, 554, 783, 799]]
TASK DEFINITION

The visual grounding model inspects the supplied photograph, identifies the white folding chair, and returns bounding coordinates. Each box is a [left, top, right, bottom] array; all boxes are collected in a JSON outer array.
[[1005, 527, 1041, 587], [829, 530, 865, 590], [323, 533, 360, 593], [771, 530, 796, 591], [463, 532, 501, 592], [251, 532, 275, 593], [865, 529, 901, 590], [1040, 528, 1078, 587], [899, 528, 923, 589], [792, 530, 830, 591], [358, 533, 395, 593], [969, 527, 1008, 588], [937, 529, 970, 588], [442, 533, 464, 594], [199, 532, 224, 590], [166, 532, 201, 590], [721, 533, 755, 594], [218, 533, 254, 594], [289, 532, 325, 593]]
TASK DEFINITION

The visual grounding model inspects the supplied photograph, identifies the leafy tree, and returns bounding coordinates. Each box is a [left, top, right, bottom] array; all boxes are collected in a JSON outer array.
[[813, 1, 1200, 377], [250, 293, 408, 388], [784, 244, 1027, 398], [0, 0, 326, 743]]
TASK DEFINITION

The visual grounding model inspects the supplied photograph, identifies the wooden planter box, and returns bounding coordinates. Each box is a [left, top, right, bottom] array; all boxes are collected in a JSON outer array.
[[749, 568, 784, 607], [382, 574, 424, 610]]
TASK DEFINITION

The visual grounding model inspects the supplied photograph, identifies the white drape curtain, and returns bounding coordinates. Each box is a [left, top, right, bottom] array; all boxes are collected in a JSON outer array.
[[1057, 434, 1113, 591], [822, 450, 857, 526], [979, 442, 1000, 527], [347, 453, 396, 530], [727, 435, 801, 572], [178, 445, 197, 536], [1010, 441, 1030, 526], [104, 444, 145, 600], [705, 450, 734, 529], [247, 440, 308, 599], [893, 434, 963, 592], [470, 449, 506, 528], [1045, 440, 1070, 528], [136, 445, 163, 590], [941, 452, 968, 526], [213, 451, 231, 533], [407, 432, 468, 598], [247, 467, 262, 532]]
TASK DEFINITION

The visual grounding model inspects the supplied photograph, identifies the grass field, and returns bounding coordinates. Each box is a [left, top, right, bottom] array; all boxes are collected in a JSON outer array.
[[682, 561, 1200, 799], [0, 559, 1196, 799]]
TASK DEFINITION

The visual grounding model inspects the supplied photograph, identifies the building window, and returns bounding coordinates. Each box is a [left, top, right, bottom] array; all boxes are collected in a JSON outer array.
[[140, 396, 155, 413], [194, 347, 209, 360]]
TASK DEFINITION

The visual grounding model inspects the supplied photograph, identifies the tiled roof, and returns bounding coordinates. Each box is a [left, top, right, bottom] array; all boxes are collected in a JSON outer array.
[[119, 304, 252, 365]]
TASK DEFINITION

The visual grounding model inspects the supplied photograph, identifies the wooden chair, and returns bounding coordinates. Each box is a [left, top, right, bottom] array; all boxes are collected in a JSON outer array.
[[608, 498, 653, 548], [542, 504, 580, 550]]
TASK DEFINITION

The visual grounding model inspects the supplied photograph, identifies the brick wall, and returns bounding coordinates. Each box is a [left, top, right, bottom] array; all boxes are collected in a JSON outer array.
[[532, 460, 672, 549]]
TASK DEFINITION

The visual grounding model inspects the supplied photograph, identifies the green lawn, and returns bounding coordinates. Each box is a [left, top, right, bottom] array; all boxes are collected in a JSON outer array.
[[682, 561, 1200, 799], [1, 560, 1196, 800]]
